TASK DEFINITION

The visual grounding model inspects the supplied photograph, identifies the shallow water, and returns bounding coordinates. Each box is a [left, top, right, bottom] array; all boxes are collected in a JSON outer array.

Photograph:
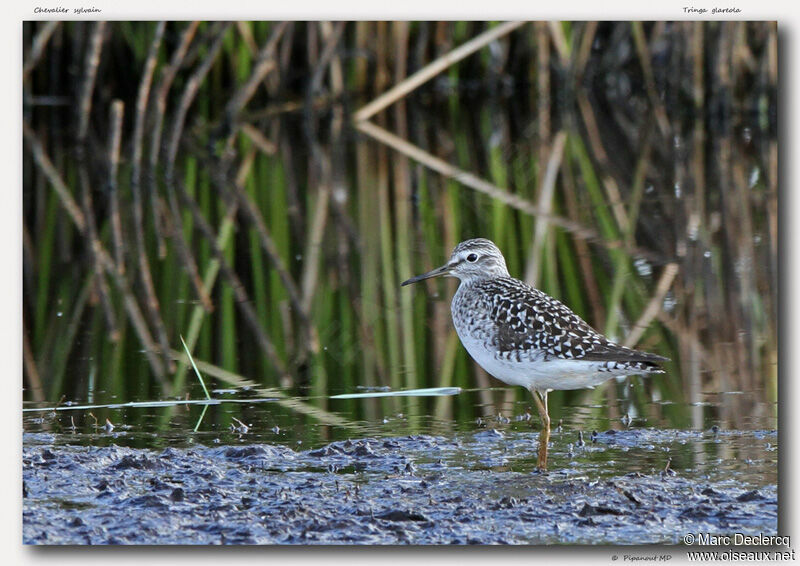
[[23, 388, 777, 545]]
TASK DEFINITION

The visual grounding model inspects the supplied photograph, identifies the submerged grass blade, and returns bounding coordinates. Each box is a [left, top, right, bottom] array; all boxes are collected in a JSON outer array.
[[181, 334, 211, 400], [330, 387, 462, 399], [193, 404, 209, 432], [24, 399, 223, 412], [169, 349, 357, 429]]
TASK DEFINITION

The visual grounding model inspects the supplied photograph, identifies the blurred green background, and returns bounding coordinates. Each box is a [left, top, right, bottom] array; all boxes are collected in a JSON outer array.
[[22, 21, 777, 432]]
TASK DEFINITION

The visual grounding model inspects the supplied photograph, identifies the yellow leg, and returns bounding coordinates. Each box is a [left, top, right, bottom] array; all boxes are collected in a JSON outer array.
[[531, 389, 550, 471]]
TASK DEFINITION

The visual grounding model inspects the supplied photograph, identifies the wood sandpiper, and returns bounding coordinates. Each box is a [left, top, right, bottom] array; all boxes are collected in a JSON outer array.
[[401, 238, 668, 470]]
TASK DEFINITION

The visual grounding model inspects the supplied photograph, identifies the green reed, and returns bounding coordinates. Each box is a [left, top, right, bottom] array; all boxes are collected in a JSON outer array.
[[22, 21, 778, 433]]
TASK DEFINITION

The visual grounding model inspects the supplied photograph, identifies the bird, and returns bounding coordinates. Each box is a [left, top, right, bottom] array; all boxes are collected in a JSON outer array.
[[401, 238, 668, 470]]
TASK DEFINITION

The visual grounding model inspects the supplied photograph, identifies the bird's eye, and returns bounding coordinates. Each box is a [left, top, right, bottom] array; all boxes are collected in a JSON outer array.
[[466, 253, 478, 263]]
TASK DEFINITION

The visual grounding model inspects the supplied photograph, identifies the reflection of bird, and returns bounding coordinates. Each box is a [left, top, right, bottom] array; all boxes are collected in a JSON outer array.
[[402, 238, 668, 470]]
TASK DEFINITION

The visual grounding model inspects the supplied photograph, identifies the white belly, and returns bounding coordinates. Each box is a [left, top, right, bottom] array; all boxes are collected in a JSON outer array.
[[456, 326, 630, 392]]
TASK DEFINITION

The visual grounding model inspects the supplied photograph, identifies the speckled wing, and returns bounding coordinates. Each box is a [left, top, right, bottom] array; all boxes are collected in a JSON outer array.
[[481, 277, 668, 366]]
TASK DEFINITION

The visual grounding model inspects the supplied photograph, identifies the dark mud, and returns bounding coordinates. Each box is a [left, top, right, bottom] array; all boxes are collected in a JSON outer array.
[[23, 428, 777, 545]]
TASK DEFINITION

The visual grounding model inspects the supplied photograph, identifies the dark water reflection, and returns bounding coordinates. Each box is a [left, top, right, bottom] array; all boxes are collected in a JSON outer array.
[[23, 21, 777, 445], [23, 387, 776, 484]]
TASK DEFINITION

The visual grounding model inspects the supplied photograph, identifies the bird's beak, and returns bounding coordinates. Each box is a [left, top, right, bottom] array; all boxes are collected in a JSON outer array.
[[401, 263, 452, 286]]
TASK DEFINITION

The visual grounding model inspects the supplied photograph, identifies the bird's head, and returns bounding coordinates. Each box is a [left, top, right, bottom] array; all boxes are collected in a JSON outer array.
[[401, 238, 510, 286]]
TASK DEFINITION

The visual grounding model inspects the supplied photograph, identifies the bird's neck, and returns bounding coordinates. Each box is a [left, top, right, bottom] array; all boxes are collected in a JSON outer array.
[[457, 270, 509, 286]]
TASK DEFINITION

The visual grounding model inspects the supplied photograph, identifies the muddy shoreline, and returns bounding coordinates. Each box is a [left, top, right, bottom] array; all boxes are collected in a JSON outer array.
[[23, 429, 777, 545]]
